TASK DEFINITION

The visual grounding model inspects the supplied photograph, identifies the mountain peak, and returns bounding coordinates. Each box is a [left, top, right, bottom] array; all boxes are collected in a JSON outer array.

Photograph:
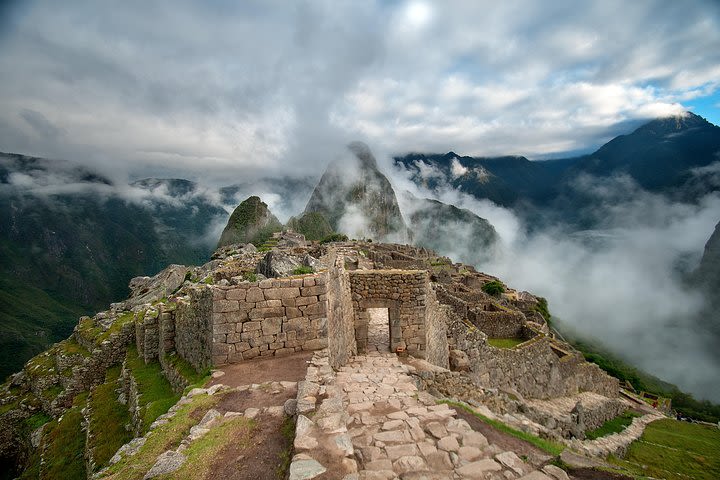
[[636, 111, 713, 136]]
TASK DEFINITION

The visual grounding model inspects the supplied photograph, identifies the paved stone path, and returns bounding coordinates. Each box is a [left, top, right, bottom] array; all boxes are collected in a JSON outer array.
[[367, 308, 390, 353], [291, 350, 558, 480]]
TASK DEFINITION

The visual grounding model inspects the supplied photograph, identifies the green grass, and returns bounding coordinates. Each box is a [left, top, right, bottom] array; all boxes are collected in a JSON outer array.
[[277, 415, 296, 478], [165, 352, 210, 388], [609, 419, 720, 480], [89, 366, 134, 470], [487, 338, 525, 349], [585, 411, 640, 440], [104, 394, 219, 480], [242, 271, 258, 283], [126, 345, 180, 432], [164, 417, 256, 479], [439, 399, 565, 456], [41, 394, 87, 480], [58, 338, 91, 357], [292, 266, 313, 275]]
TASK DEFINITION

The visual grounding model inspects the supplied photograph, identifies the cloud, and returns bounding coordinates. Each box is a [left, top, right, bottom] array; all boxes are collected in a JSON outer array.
[[388, 158, 720, 401], [0, 0, 718, 182]]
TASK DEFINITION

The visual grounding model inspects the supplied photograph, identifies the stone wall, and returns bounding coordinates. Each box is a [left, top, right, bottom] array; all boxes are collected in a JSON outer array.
[[448, 316, 618, 400], [174, 287, 214, 371], [349, 270, 429, 357], [424, 286, 450, 369], [209, 276, 328, 366], [468, 308, 528, 338], [325, 250, 357, 368]]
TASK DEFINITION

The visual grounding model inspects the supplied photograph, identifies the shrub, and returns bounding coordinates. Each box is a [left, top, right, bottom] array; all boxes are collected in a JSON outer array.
[[293, 266, 313, 275], [320, 233, 349, 244], [481, 280, 505, 296]]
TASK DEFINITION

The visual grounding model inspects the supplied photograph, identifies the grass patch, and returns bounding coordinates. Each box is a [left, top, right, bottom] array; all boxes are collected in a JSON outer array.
[[487, 338, 525, 349], [439, 399, 565, 456], [277, 415, 296, 478], [585, 411, 640, 440], [319, 233, 348, 244], [104, 394, 219, 480], [165, 417, 255, 479], [165, 352, 210, 387], [41, 394, 87, 480], [24, 411, 51, 431], [58, 338, 91, 357], [609, 419, 720, 480], [292, 266, 313, 275], [126, 345, 180, 432], [242, 271, 258, 283], [89, 366, 134, 470]]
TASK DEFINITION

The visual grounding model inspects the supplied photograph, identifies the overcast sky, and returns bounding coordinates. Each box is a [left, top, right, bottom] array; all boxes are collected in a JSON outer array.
[[0, 0, 719, 183]]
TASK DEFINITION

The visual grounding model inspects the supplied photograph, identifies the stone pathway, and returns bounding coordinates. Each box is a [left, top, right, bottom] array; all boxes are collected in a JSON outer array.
[[367, 308, 390, 353], [291, 351, 557, 480]]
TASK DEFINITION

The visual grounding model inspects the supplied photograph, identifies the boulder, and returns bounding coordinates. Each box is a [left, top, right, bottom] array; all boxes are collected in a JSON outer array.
[[257, 251, 302, 278]]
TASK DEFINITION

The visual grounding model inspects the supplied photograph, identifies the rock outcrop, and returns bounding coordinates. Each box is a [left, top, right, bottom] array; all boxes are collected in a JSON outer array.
[[304, 142, 410, 242], [217, 196, 283, 248]]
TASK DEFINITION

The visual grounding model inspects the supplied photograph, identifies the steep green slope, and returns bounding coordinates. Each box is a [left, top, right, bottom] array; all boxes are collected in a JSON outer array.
[[286, 212, 334, 241], [217, 196, 283, 248]]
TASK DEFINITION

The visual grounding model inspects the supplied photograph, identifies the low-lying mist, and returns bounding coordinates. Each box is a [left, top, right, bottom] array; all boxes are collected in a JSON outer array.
[[390, 162, 720, 402]]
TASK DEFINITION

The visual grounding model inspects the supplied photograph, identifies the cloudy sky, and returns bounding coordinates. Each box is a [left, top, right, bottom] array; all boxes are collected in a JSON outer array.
[[0, 0, 719, 183]]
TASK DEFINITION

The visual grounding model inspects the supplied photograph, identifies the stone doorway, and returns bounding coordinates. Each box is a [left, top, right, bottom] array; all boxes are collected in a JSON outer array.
[[366, 308, 390, 352]]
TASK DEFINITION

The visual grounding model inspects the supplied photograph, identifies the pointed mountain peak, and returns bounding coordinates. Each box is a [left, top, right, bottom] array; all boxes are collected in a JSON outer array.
[[636, 111, 713, 136]]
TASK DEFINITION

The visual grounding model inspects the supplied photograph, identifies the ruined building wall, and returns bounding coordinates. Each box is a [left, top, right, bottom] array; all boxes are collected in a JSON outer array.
[[349, 270, 429, 357], [325, 250, 357, 368], [468, 309, 528, 338], [209, 277, 328, 366], [424, 286, 450, 369], [174, 287, 214, 371]]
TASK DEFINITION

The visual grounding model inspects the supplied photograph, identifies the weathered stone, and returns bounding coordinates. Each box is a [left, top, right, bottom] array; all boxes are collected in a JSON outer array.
[[455, 459, 502, 478], [143, 450, 186, 479], [541, 465, 570, 480], [495, 451, 526, 475], [289, 456, 327, 480]]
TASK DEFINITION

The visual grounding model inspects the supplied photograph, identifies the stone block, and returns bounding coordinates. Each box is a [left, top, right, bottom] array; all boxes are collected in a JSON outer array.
[[212, 355, 228, 365], [244, 347, 260, 359], [264, 287, 301, 300], [243, 321, 261, 332], [295, 296, 318, 307], [301, 285, 324, 297], [226, 289, 246, 301], [213, 334, 227, 343], [259, 279, 274, 288], [256, 299, 282, 308], [302, 338, 328, 350], [286, 307, 303, 319], [303, 277, 315, 287], [303, 302, 326, 316], [213, 324, 234, 334], [261, 317, 283, 335], [282, 297, 296, 307], [228, 352, 244, 363], [213, 300, 239, 313], [212, 343, 232, 355], [249, 306, 285, 319], [236, 342, 251, 352], [226, 333, 243, 343], [246, 287, 264, 303]]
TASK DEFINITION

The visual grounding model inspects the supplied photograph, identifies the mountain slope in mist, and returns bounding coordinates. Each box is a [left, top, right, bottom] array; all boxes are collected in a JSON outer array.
[[395, 112, 720, 219], [0, 154, 228, 379], [304, 141, 409, 241], [217, 195, 283, 247], [400, 191, 499, 266]]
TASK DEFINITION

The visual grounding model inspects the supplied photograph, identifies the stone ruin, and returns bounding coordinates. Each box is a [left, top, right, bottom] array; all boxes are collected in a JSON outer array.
[[124, 235, 624, 442]]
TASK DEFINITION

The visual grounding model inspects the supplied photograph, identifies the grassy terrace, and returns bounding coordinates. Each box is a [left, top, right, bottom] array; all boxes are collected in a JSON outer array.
[[439, 399, 565, 456], [105, 394, 219, 480], [610, 418, 720, 480], [487, 337, 525, 349], [126, 345, 179, 433], [585, 411, 640, 440], [39, 394, 88, 480], [89, 366, 134, 471]]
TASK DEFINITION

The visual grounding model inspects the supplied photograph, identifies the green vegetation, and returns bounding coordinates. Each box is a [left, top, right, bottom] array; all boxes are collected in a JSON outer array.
[[292, 266, 314, 275], [585, 411, 640, 440], [286, 212, 334, 241], [533, 297, 552, 326], [242, 271, 258, 282], [24, 411, 51, 431], [320, 233, 349, 244], [610, 419, 720, 480], [165, 352, 210, 387], [439, 399, 565, 456], [277, 415, 296, 478], [481, 280, 505, 296], [569, 335, 720, 423], [202, 275, 214, 285], [217, 196, 283, 248], [105, 394, 219, 479], [89, 366, 134, 470], [41, 394, 88, 479], [126, 345, 179, 432], [166, 417, 255, 479], [487, 337, 525, 349]]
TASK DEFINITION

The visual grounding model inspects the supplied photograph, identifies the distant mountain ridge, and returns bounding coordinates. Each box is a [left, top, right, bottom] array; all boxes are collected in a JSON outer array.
[[395, 112, 720, 215]]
